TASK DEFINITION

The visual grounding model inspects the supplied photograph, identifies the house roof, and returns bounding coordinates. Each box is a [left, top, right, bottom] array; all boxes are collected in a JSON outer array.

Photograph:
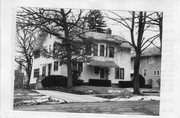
[[131, 47, 161, 58], [33, 31, 131, 51], [88, 59, 119, 68]]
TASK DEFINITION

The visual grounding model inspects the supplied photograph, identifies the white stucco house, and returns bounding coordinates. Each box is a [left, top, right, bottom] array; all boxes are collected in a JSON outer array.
[[30, 31, 132, 85]]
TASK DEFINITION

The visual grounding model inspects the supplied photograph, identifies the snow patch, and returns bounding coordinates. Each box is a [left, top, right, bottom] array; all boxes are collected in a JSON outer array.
[[27, 93, 40, 96], [110, 95, 160, 101]]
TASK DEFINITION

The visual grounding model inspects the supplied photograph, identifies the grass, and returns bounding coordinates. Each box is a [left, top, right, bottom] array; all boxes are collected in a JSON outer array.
[[42, 85, 160, 99]]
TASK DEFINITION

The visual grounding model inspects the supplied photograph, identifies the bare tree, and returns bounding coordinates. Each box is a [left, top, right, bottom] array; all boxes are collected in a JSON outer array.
[[146, 12, 163, 52], [107, 11, 161, 94], [17, 7, 89, 87], [15, 26, 38, 88]]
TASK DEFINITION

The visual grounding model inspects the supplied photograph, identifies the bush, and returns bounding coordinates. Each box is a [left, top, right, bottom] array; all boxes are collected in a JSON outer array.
[[72, 70, 81, 80], [73, 79, 84, 86], [132, 74, 145, 88], [89, 79, 111, 87], [118, 81, 133, 88], [41, 75, 68, 87]]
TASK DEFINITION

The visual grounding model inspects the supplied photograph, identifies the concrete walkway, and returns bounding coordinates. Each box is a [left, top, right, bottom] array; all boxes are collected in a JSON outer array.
[[35, 90, 109, 103]]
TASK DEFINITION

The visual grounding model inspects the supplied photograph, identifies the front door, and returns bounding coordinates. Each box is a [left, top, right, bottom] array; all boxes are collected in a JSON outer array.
[[48, 63, 52, 76]]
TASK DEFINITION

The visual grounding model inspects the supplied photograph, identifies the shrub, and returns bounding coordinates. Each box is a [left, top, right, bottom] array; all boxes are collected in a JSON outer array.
[[118, 81, 133, 88], [72, 70, 81, 80], [132, 74, 145, 88], [73, 79, 84, 86], [89, 79, 111, 87], [41, 75, 68, 87]]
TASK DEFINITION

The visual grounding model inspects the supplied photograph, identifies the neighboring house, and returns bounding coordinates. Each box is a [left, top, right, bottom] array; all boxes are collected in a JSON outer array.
[[14, 64, 24, 89], [131, 47, 161, 88], [30, 31, 132, 85]]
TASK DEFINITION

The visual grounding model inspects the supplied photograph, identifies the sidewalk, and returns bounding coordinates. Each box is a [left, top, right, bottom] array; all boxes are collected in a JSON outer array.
[[35, 90, 109, 103]]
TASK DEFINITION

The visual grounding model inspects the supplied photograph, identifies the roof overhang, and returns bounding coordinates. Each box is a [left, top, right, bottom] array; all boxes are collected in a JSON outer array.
[[87, 59, 119, 68]]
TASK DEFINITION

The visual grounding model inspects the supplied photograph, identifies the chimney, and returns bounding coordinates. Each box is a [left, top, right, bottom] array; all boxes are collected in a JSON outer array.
[[106, 28, 112, 35]]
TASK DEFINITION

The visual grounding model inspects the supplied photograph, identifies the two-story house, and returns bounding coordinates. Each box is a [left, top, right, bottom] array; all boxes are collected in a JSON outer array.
[[30, 31, 132, 85], [131, 47, 161, 88]]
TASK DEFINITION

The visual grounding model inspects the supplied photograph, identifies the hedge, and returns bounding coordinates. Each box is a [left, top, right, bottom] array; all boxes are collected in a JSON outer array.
[[41, 75, 68, 87], [89, 79, 111, 87]]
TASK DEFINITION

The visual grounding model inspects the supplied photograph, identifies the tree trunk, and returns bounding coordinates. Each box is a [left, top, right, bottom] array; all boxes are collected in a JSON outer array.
[[66, 43, 73, 88], [133, 52, 141, 95], [25, 64, 31, 88]]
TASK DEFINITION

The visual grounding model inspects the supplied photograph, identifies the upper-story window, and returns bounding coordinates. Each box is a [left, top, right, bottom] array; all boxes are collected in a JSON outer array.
[[153, 70, 160, 76], [100, 45, 105, 56], [49, 45, 51, 52], [34, 51, 40, 59], [109, 46, 114, 58], [149, 57, 154, 64], [94, 44, 98, 56]]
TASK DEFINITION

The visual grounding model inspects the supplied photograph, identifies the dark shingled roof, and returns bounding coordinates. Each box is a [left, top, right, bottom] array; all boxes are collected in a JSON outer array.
[[131, 47, 161, 58], [88, 59, 119, 68], [33, 31, 131, 51], [141, 47, 161, 57]]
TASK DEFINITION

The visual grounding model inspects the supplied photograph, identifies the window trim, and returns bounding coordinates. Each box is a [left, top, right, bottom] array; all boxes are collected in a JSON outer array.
[[115, 68, 124, 79], [42, 66, 46, 76], [34, 68, 39, 78]]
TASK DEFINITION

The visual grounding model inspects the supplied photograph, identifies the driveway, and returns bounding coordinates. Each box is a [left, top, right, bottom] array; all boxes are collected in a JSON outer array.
[[35, 90, 108, 103]]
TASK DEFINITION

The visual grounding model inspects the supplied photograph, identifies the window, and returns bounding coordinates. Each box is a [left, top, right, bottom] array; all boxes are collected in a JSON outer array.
[[143, 69, 146, 77], [109, 46, 114, 58], [94, 44, 98, 56], [106, 46, 108, 57], [78, 62, 83, 72], [100, 45, 105, 56], [34, 69, 39, 78], [157, 70, 160, 76], [54, 61, 58, 71], [149, 57, 154, 64], [115, 68, 120, 79], [154, 71, 156, 76], [42, 66, 46, 76], [72, 61, 83, 71], [115, 68, 124, 79], [94, 66, 99, 74], [49, 45, 51, 52], [34, 51, 40, 59], [154, 70, 160, 76]]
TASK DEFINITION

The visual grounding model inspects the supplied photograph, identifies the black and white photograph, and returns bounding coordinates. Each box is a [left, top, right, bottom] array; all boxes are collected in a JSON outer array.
[[1, 0, 180, 118], [13, 7, 161, 116]]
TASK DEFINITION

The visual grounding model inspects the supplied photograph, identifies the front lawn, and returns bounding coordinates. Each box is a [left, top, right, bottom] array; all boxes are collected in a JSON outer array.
[[14, 89, 66, 107], [42, 85, 160, 99]]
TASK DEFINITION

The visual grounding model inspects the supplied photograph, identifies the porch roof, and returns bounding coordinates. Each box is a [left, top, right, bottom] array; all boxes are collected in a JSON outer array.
[[88, 59, 119, 68]]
